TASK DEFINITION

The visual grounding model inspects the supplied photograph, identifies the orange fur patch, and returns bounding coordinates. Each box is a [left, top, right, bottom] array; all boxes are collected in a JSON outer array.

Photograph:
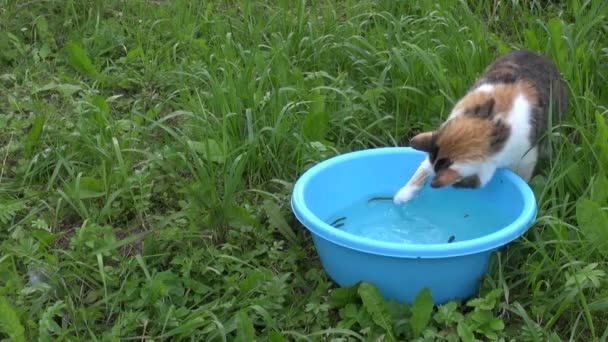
[[435, 117, 495, 161], [518, 80, 539, 106], [409, 167, 431, 187], [431, 168, 460, 187], [454, 85, 514, 116]]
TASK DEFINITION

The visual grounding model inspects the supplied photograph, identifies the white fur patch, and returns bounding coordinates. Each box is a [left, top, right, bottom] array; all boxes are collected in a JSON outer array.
[[475, 84, 495, 93], [393, 184, 423, 204], [393, 158, 432, 204], [493, 94, 535, 170]]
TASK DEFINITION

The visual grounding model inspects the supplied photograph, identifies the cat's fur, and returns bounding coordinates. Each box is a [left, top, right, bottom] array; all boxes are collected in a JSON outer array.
[[394, 50, 569, 204]]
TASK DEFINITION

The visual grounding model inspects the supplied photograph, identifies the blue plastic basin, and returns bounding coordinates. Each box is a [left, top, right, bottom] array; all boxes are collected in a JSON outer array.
[[291, 147, 537, 304]]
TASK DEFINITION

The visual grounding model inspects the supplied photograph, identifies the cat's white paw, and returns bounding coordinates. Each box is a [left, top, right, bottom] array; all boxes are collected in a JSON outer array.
[[393, 184, 421, 204]]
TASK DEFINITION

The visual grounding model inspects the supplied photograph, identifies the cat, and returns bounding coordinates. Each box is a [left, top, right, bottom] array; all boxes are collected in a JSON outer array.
[[393, 49, 569, 204]]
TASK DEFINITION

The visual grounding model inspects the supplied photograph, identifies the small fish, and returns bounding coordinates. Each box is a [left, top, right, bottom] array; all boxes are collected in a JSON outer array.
[[334, 223, 345, 228], [368, 196, 393, 202], [464, 214, 469, 218], [330, 217, 346, 227], [448, 235, 456, 243]]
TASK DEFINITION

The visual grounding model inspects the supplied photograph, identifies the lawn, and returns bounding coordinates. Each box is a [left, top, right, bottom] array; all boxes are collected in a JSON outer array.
[[1, 0, 607, 341]]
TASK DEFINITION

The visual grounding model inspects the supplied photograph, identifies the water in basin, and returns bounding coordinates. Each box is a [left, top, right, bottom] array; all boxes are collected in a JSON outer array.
[[327, 194, 514, 244]]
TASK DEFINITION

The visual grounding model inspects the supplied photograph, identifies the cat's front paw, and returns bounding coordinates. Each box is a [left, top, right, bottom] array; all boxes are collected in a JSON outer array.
[[393, 184, 422, 204]]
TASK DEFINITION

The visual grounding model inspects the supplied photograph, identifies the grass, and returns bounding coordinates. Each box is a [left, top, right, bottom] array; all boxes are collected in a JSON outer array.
[[0, 0, 607, 340]]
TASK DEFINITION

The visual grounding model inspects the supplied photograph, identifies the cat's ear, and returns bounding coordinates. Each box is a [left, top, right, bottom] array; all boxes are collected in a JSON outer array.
[[409, 131, 435, 152], [430, 168, 460, 188]]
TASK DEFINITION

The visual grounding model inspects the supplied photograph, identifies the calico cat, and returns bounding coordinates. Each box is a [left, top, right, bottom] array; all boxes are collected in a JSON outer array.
[[393, 49, 569, 204]]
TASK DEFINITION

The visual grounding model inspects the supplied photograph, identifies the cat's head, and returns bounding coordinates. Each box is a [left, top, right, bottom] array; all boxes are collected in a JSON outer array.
[[410, 105, 510, 188]]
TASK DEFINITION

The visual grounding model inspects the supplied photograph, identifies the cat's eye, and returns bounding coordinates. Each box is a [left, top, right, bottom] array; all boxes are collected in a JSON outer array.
[[434, 158, 452, 171]]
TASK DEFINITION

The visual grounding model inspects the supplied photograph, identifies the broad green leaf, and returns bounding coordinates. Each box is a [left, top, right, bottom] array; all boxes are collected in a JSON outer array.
[[126, 47, 144, 63], [387, 300, 408, 320], [34, 82, 83, 96], [25, 114, 45, 157], [239, 270, 270, 296], [159, 317, 206, 339], [234, 310, 255, 342], [39, 301, 66, 342], [410, 287, 434, 337], [91, 230, 148, 255], [302, 91, 329, 141], [594, 111, 608, 169], [268, 331, 286, 342], [330, 285, 360, 307], [262, 200, 297, 243], [309, 92, 325, 115], [591, 174, 608, 205], [0, 297, 26, 342], [524, 29, 540, 52], [589, 298, 608, 312], [357, 282, 395, 341], [64, 41, 99, 78], [434, 301, 463, 325], [187, 139, 226, 163], [489, 317, 505, 331], [92, 95, 110, 114], [489, 32, 510, 55], [35, 16, 50, 40], [466, 288, 502, 310], [66, 176, 106, 199], [225, 204, 258, 230], [457, 321, 475, 342], [0, 200, 26, 224], [302, 111, 330, 141], [576, 198, 608, 255], [548, 18, 566, 68], [470, 309, 493, 325]]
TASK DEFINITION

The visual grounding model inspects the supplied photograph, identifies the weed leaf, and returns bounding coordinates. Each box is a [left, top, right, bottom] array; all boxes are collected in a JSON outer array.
[[457, 320, 475, 342], [302, 92, 329, 141], [126, 47, 143, 63], [268, 331, 286, 342], [576, 198, 608, 255], [594, 111, 608, 169], [25, 114, 45, 157], [39, 301, 66, 342], [357, 282, 395, 341], [239, 270, 270, 296], [235, 310, 255, 342], [0, 297, 26, 342], [524, 29, 540, 52], [159, 317, 206, 339], [330, 284, 360, 307], [0, 200, 26, 224], [67, 176, 106, 199], [92, 95, 110, 114], [262, 200, 297, 243], [302, 111, 330, 141], [64, 41, 98, 78], [434, 301, 463, 325], [188, 139, 226, 163], [591, 173, 608, 205], [548, 18, 566, 68], [33, 82, 82, 96], [410, 287, 434, 337]]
